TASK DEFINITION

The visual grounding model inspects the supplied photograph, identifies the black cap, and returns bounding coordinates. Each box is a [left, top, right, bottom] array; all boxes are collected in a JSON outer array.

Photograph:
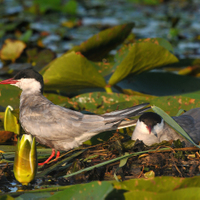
[[14, 69, 44, 93], [139, 112, 162, 127]]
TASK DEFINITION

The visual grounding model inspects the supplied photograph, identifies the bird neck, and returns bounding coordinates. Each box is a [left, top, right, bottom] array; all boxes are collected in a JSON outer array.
[[19, 91, 45, 110]]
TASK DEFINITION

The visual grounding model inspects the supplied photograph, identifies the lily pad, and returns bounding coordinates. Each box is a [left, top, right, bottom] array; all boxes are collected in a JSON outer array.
[[118, 72, 200, 96], [44, 93, 70, 106], [0, 84, 20, 109], [0, 39, 26, 62], [136, 38, 174, 52], [150, 95, 200, 116], [93, 61, 115, 77], [124, 188, 200, 200], [43, 51, 106, 92], [47, 181, 113, 200], [108, 42, 178, 86], [69, 23, 135, 61], [113, 176, 200, 193], [69, 92, 151, 114]]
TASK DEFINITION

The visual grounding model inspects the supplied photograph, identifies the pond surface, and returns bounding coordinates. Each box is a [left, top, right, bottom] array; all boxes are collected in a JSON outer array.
[[0, 0, 200, 59]]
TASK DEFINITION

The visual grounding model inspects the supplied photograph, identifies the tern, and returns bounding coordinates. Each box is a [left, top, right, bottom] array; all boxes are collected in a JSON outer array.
[[0, 69, 150, 165], [132, 111, 200, 146]]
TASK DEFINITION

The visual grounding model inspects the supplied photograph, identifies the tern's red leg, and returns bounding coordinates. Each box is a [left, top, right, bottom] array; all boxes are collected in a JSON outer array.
[[55, 151, 60, 159], [38, 149, 56, 166]]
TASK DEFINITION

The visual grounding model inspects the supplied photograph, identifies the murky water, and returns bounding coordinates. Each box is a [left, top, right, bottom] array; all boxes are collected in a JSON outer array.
[[0, 0, 200, 59]]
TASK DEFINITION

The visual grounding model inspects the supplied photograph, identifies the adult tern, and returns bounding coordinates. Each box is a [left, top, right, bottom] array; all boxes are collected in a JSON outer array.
[[132, 111, 200, 146], [0, 69, 150, 165]]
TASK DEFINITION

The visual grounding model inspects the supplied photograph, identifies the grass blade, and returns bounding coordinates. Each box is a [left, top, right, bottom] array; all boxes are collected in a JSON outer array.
[[152, 105, 200, 148]]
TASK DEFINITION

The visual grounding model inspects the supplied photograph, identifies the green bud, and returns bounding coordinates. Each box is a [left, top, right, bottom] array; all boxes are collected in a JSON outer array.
[[14, 134, 37, 185]]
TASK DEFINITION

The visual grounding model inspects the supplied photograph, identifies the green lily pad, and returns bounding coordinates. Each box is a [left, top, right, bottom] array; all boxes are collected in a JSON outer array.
[[108, 42, 178, 86], [43, 51, 106, 92], [69, 92, 151, 114], [0, 84, 20, 109], [150, 95, 200, 116], [69, 23, 135, 61], [118, 72, 200, 96], [47, 181, 113, 200], [93, 61, 115, 77], [0, 195, 14, 200], [44, 93, 70, 106], [136, 37, 174, 52], [113, 176, 200, 192], [124, 188, 200, 200]]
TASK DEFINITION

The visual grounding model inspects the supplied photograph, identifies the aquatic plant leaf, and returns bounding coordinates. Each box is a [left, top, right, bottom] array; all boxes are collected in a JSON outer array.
[[33, 0, 61, 13], [0, 195, 14, 200], [62, 0, 77, 14], [124, 188, 200, 200], [150, 95, 200, 116], [69, 92, 152, 114], [69, 23, 134, 61], [47, 181, 113, 200], [136, 37, 174, 52], [108, 42, 178, 86], [43, 51, 106, 92], [93, 61, 115, 77], [19, 30, 33, 43], [113, 176, 200, 199], [4, 106, 20, 135], [118, 72, 200, 96], [10, 176, 200, 199], [0, 39, 26, 62]]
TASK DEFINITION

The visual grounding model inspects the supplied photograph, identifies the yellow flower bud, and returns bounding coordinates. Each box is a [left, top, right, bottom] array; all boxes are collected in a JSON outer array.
[[14, 134, 37, 185]]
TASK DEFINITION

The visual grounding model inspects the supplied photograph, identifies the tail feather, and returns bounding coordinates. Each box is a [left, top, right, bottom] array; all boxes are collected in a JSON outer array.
[[102, 103, 149, 117], [122, 107, 151, 119], [117, 119, 137, 129], [102, 103, 150, 124]]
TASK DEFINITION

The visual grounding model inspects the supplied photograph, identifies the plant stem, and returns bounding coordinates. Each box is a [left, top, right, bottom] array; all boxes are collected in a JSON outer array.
[[105, 85, 113, 93]]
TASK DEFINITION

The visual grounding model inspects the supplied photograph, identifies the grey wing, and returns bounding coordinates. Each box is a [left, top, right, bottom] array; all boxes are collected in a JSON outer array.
[[172, 111, 200, 145], [21, 104, 108, 140], [20, 104, 111, 150]]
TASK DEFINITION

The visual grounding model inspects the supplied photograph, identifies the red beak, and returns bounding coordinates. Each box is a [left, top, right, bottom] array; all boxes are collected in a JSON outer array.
[[0, 78, 18, 85], [146, 125, 152, 134]]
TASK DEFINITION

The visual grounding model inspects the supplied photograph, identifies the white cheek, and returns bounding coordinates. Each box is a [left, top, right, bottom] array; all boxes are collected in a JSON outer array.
[[12, 78, 41, 93], [132, 120, 150, 140], [11, 81, 21, 88], [152, 119, 164, 135]]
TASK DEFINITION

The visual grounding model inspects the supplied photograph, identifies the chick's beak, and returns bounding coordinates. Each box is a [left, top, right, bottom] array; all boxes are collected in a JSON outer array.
[[146, 125, 152, 134], [0, 78, 18, 84]]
